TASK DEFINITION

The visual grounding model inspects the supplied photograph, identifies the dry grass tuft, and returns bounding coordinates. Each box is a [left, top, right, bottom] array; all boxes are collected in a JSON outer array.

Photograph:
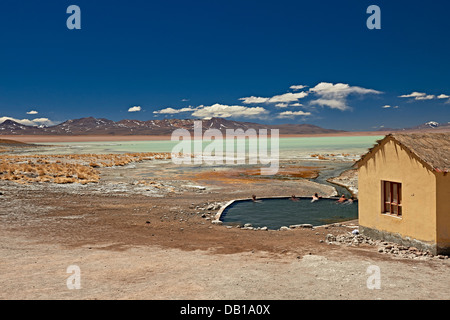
[[0, 152, 171, 184]]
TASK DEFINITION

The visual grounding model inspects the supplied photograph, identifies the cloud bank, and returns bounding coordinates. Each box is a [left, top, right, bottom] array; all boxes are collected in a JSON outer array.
[[152, 81, 383, 120]]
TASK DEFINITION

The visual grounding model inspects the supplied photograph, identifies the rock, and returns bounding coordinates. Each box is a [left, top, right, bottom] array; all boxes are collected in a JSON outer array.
[[211, 220, 223, 225], [289, 224, 313, 229], [279, 226, 290, 231], [244, 223, 252, 228], [260, 226, 268, 231]]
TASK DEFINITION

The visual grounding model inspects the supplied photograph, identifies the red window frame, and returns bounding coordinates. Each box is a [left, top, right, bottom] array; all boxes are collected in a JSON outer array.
[[382, 181, 402, 216]]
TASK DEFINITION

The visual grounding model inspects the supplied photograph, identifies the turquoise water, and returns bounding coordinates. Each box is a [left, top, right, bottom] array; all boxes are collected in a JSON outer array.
[[33, 136, 381, 159], [220, 197, 358, 229]]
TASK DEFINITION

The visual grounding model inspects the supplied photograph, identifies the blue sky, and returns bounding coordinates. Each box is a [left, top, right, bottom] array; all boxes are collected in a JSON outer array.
[[0, 0, 449, 131]]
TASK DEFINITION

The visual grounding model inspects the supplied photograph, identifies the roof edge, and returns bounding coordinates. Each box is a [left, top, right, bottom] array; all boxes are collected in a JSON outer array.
[[355, 134, 439, 173]]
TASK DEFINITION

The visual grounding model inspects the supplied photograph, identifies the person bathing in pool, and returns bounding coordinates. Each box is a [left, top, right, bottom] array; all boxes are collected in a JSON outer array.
[[311, 193, 321, 202], [337, 194, 347, 203], [251, 195, 262, 203]]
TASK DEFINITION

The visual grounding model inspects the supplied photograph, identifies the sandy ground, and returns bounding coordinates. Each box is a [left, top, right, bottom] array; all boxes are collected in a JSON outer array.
[[0, 156, 449, 301]]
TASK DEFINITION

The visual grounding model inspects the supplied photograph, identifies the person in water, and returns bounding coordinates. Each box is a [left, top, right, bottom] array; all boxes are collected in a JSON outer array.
[[290, 195, 299, 201], [337, 194, 347, 203], [311, 193, 321, 202]]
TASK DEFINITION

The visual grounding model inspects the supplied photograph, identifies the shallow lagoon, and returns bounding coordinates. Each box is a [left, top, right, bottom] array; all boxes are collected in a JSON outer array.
[[33, 135, 381, 160]]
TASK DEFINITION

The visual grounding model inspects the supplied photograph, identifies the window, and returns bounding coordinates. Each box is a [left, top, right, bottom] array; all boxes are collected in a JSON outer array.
[[382, 181, 402, 216]]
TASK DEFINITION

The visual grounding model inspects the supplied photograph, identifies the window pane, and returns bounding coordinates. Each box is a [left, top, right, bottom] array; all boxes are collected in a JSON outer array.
[[384, 181, 390, 212], [393, 183, 398, 203]]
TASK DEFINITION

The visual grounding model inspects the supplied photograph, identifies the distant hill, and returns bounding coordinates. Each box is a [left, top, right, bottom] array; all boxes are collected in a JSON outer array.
[[407, 121, 450, 131], [0, 138, 29, 145], [0, 117, 346, 136], [378, 121, 450, 133]]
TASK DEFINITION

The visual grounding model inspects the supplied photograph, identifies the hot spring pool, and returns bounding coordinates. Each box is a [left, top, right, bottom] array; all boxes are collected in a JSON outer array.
[[219, 197, 358, 230]]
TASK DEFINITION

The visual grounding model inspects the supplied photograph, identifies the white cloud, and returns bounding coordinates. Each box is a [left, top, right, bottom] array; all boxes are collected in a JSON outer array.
[[275, 103, 289, 108], [277, 111, 312, 118], [309, 82, 381, 111], [310, 82, 381, 97], [267, 91, 309, 104], [191, 104, 268, 119], [290, 103, 303, 107], [415, 95, 435, 100], [437, 94, 450, 99], [399, 92, 435, 100], [26, 110, 38, 115], [0, 116, 56, 127], [399, 92, 426, 98], [309, 98, 349, 111], [153, 106, 198, 114], [33, 118, 56, 126], [128, 106, 141, 112], [239, 91, 308, 105], [239, 96, 270, 104], [381, 105, 399, 109], [289, 84, 308, 91]]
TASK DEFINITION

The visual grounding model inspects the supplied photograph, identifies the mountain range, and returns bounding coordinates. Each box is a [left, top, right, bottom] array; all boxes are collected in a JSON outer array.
[[0, 117, 345, 135], [0, 117, 449, 136]]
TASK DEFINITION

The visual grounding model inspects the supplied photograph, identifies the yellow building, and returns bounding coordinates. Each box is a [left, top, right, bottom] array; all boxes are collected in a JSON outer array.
[[356, 132, 450, 255]]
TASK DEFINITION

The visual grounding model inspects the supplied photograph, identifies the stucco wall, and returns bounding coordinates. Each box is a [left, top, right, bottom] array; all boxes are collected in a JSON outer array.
[[436, 173, 450, 253], [358, 139, 437, 245]]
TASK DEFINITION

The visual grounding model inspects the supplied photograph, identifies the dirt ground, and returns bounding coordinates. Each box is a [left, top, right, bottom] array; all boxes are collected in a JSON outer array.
[[0, 158, 449, 301]]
